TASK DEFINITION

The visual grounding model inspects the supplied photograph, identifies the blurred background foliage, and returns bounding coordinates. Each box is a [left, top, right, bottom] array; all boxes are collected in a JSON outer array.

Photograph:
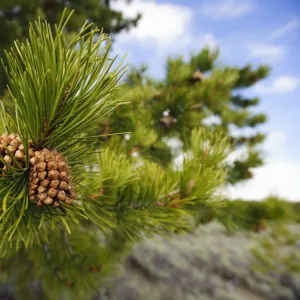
[[100, 52, 270, 185], [0, 0, 141, 94]]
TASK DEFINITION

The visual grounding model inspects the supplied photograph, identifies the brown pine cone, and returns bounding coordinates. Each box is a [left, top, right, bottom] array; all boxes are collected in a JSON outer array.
[[160, 115, 177, 128], [29, 148, 75, 207], [189, 71, 203, 84]]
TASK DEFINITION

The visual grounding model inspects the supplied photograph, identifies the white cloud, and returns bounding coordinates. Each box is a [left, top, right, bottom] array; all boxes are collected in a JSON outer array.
[[199, 0, 255, 20], [202, 115, 222, 126], [227, 131, 300, 201], [269, 19, 300, 41], [247, 44, 284, 61], [254, 76, 300, 94], [112, 0, 219, 71], [263, 131, 287, 157], [112, 0, 193, 48], [226, 146, 248, 165], [197, 33, 219, 49], [245, 19, 299, 63], [227, 160, 300, 201]]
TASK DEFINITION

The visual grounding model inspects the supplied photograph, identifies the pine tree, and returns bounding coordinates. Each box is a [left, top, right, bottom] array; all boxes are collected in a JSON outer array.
[[0, 11, 231, 299], [101, 50, 269, 184], [215, 196, 296, 232], [0, 0, 141, 95]]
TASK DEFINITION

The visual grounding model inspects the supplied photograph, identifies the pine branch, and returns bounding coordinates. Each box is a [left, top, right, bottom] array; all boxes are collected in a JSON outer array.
[[2, 9, 126, 151], [0, 9, 127, 251], [0, 10, 234, 298]]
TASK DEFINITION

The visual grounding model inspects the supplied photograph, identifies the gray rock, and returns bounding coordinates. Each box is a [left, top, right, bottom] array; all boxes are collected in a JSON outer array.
[[103, 222, 300, 300]]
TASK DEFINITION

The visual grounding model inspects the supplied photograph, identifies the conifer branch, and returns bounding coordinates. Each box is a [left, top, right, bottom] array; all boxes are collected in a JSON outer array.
[[0, 10, 233, 298]]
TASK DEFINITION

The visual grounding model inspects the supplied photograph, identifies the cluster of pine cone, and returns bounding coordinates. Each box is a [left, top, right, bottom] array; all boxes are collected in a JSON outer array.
[[0, 133, 30, 169], [0, 133, 75, 207]]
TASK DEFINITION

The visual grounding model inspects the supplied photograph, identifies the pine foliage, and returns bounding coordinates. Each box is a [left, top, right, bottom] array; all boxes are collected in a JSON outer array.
[[0, 11, 232, 299], [101, 50, 270, 183], [205, 196, 297, 232], [0, 0, 141, 94]]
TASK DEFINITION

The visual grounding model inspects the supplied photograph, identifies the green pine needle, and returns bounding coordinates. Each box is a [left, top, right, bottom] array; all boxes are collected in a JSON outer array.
[[2, 8, 126, 150]]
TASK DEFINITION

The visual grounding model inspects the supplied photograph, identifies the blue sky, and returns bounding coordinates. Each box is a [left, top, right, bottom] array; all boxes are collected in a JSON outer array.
[[112, 0, 300, 200]]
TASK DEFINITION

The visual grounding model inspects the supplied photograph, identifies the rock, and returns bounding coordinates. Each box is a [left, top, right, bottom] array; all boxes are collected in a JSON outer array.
[[103, 222, 300, 300]]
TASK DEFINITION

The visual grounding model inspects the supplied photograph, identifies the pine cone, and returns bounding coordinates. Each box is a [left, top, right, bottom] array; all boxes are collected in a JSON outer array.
[[0, 133, 32, 170], [152, 91, 163, 100], [189, 71, 203, 84], [160, 115, 177, 128], [29, 148, 75, 207], [0, 133, 75, 207]]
